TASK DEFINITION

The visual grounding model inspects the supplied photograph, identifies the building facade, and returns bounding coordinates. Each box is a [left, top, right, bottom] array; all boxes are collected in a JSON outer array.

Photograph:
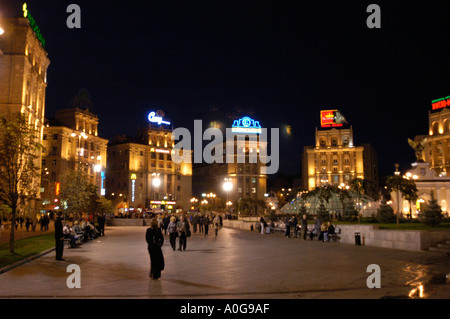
[[193, 116, 268, 206], [0, 14, 50, 215], [394, 95, 450, 217], [40, 96, 108, 210], [106, 111, 192, 215], [302, 123, 378, 191]]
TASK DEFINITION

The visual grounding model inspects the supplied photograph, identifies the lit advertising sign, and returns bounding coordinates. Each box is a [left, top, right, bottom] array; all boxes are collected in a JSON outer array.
[[22, 3, 46, 48], [231, 116, 262, 134], [55, 182, 60, 196], [320, 110, 348, 128], [131, 173, 137, 202], [148, 111, 170, 125], [431, 96, 450, 111]]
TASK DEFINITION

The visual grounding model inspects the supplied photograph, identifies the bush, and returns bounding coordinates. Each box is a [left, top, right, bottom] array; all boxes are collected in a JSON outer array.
[[420, 197, 443, 227], [342, 203, 358, 222], [377, 202, 396, 223]]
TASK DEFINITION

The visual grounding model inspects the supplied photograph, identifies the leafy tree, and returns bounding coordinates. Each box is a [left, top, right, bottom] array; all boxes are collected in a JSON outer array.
[[386, 175, 418, 226], [237, 197, 266, 216], [60, 169, 94, 219], [402, 179, 418, 219], [0, 114, 42, 253]]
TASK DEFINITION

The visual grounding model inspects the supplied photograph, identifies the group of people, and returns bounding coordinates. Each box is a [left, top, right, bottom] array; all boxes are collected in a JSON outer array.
[[0, 214, 51, 232], [145, 212, 222, 280], [261, 214, 337, 242], [54, 212, 106, 261]]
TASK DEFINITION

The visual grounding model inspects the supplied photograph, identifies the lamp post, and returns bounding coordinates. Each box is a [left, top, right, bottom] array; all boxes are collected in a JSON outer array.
[[71, 131, 88, 170], [223, 178, 233, 212]]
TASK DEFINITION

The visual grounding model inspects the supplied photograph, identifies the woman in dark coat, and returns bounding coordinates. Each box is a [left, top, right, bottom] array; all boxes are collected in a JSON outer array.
[[145, 218, 165, 279]]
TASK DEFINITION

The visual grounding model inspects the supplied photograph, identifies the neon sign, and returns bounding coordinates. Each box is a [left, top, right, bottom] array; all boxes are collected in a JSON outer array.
[[320, 110, 348, 128], [431, 96, 450, 111], [131, 173, 137, 202], [148, 111, 170, 125], [231, 116, 262, 134], [22, 3, 46, 48]]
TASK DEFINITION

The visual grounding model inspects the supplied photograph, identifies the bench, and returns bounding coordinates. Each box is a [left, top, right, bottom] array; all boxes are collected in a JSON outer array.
[[64, 238, 72, 248], [330, 227, 341, 242]]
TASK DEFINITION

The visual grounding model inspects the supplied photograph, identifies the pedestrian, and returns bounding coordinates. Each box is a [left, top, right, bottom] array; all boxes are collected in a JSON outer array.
[[260, 216, 266, 234], [98, 213, 106, 236], [167, 216, 178, 251], [213, 214, 221, 237], [284, 215, 291, 238], [300, 214, 308, 241], [198, 214, 204, 234], [54, 212, 65, 261], [311, 217, 321, 240], [203, 214, 210, 236], [292, 215, 298, 238], [162, 214, 170, 235], [145, 218, 165, 280], [320, 222, 328, 242], [176, 215, 190, 251], [32, 218, 37, 232], [192, 213, 198, 233]]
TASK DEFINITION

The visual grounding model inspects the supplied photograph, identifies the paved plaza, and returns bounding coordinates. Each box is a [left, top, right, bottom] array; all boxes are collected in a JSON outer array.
[[0, 226, 449, 299]]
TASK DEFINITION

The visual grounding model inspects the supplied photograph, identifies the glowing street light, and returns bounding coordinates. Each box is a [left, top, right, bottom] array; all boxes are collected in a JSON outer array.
[[0, 27, 4, 36]]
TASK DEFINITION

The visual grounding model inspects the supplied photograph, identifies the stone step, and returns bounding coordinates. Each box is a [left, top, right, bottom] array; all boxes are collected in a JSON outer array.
[[429, 246, 450, 253], [437, 243, 450, 248]]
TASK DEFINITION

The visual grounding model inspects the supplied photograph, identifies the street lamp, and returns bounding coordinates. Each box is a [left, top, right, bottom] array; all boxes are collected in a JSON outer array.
[[223, 178, 233, 211], [0, 27, 4, 36]]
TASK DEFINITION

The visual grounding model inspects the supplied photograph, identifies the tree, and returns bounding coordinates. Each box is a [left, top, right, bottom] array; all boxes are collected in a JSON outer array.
[[385, 175, 405, 227], [376, 200, 396, 223], [59, 168, 94, 219], [0, 114, 42, 253], [402, 179, 418, 219], [316, 202, 330, 222], [420, 192, 443, 227], [385, 175, 418, 226]]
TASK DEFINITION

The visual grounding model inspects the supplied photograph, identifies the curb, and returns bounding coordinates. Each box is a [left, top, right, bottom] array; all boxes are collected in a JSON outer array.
[[0, 247, 55, 275]]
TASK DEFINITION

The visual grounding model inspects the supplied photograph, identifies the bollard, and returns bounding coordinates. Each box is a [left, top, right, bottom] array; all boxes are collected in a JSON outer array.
[[355, 232, 361, 246]]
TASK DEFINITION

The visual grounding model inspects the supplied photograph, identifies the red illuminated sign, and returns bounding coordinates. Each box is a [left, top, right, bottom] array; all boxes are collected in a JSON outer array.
[[431, 96, 450, 110], [320, 110, 347, 128], [55, 182, 60, 196]]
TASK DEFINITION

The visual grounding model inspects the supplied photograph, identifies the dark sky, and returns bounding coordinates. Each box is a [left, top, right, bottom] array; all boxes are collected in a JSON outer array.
[[2, 0, 450, 178]]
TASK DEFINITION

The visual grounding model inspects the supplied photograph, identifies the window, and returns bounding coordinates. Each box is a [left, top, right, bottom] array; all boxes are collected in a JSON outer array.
[[177, 185, 181, 191], [140, 151, 144, 156], [43, 134, 47, 140], [53, 134, 58, 140], [331, 138, 337, 147], [333, 159, 338, 165]]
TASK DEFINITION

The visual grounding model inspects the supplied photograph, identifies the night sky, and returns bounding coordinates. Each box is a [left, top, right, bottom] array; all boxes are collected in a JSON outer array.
[[2, 0, 450, 179]]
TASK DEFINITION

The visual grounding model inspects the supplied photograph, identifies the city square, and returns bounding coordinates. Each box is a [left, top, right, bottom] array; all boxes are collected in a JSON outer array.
[[0, 0, 450, 308], [1, 226, 449, 299]]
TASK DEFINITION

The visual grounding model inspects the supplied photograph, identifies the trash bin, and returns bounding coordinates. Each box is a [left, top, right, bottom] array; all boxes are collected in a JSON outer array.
[[355, 232, 361, 246], [250, 224, 254, 231]]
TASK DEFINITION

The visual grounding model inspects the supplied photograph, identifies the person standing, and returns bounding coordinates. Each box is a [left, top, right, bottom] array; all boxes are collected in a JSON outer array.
[[284, 215, 291, 238], [192, 214, 198, 234], [162, 214, 170, 235], [198, 214, 204, 234], [98, 213, 106, 237], [167, 216, 178, 251], [260, 216, 266, 234], [292, 215, 298, 238], [203, 215, 210, 236], [145, 218, 165, 280], [213, 214, 221, 237], [54, 213, 65, 261], [301, 214, 308, 241], [176, 215, 190, 251]]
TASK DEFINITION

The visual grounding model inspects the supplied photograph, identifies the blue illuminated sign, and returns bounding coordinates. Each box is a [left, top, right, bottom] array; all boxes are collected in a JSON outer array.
[[148, 111, 170, 125], [232, 116, 262, 134]]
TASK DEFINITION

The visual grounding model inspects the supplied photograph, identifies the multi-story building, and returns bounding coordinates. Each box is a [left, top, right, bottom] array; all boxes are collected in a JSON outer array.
[[106, 110, 192, 215], [193, 116, 268, 205], [0, 11, 50, 214], [302, 110, 378, 190], [414, 95, 450, 175], [40, 91, 108, 209]]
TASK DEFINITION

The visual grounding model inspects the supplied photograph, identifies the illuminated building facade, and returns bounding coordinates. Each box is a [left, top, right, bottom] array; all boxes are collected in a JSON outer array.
[[302, 111, 378, 190], [193, 116, 267, 205], [0, 12, 50, 215], [106, 111, 192, 215], [40, 94, 108, 210], [397, 95, 450, 217]]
